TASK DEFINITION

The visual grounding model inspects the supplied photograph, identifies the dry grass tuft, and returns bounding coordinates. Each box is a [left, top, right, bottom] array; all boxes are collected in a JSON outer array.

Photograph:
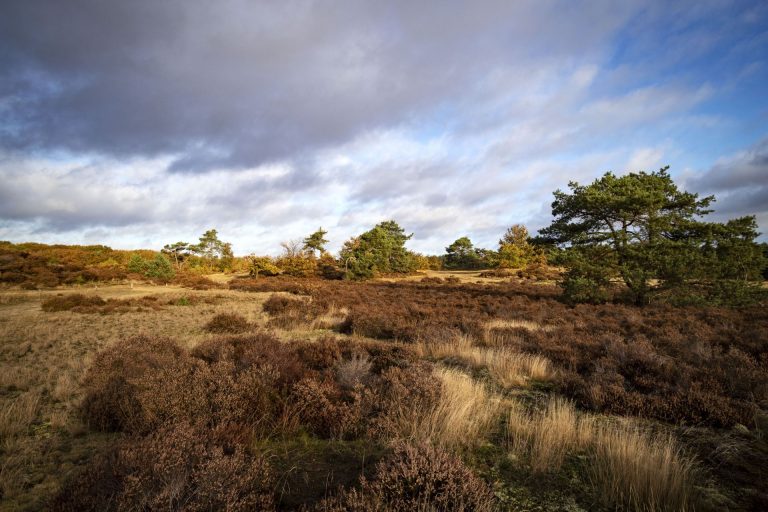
[[591, 424, 698, 512], [418, 334, 553, 387], [398, 367, 502, 448], [0, 389, 41, 439], [507, 397, 593, 472], [506, 397, 697, 510], [481, 318, 556, 348], [311, 304, 349, 331]]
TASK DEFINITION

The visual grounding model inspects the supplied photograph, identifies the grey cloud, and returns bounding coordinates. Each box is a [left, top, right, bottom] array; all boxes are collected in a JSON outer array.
[[688, 138, 768, 226], [0, 0, 637, 172]]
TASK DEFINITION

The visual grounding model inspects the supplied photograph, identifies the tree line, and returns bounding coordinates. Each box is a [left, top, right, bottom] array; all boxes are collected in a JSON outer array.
[[141, 166, 765, 306]]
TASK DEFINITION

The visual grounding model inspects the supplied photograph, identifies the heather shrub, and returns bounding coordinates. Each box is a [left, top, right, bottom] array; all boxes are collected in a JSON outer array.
[[263, 293, 325, 329], [81, 333, 300, 436], [315, 442, 494, 512], [41, 293, 106, 312], [191, 333, 308, 389], [295, 336, 343, 370], [204, 312, 251, 333], [80, 335, 191, 433], [52, 423, 276, 511], [291, 377, 364, 439], [367, 362, 442, 440]]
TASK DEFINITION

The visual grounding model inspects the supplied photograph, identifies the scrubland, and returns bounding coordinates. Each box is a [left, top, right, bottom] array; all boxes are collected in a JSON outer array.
[[0, 273, 766, 511]]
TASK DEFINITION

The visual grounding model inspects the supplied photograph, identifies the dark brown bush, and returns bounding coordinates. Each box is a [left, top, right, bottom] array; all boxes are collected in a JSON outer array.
[[295, 336, 342, 370], [313, 442, 494, 512], [41, 293, 106, 312], [291, 377, 365, 439], [51, 423, 275, 512], [204, 312, 251, 333], [79, 335, 193, 433], [230, 276, 320, 295], [366, 362, 442, 439], [191, 332, 308, 389], [41, 294, 168, 314], [262, 293, 327, 329], [81, 332, 304, 443]]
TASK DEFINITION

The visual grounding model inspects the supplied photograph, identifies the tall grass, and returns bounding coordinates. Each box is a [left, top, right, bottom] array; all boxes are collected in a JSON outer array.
[[418, 334, 553, 387], [507, 397, 593, 472], [396, 367, 502, 448], [0, 390, 41, 439], [591, 425, 697, 512], [506, 397, 697, 511]]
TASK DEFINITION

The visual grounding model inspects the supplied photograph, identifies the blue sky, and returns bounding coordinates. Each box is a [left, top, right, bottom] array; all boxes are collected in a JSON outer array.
[[1, 0, 766, 254]]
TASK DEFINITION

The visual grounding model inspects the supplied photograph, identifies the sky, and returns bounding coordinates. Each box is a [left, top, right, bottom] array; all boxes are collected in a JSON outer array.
[[1, 0, 767, 255]]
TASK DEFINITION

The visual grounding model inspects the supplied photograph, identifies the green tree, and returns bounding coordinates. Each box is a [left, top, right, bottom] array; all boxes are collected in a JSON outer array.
[[303, 228, 329, 257], [539, 167, 765, 305], [190, 229, 233, 271], [497, 224, 543, 268], [161, 241, 191, 269], [126, 253, 174, 281], [194, 229, 227, 259], [144, 254, 175, 280], [340, 220, 417, 279], [127, 253, 147, 274], [444, 237, 482, 269]]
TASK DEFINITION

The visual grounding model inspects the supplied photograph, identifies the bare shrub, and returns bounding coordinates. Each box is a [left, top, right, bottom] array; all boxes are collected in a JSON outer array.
[[204, 312, 250, 333], [335, 353, 372, 390]]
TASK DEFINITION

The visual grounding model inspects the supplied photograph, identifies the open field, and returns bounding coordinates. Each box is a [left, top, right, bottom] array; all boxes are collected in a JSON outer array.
[[1, 276, 767, 511]]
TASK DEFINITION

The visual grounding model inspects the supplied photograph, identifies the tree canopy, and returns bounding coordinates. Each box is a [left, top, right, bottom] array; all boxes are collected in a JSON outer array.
[[444, 237, 482, 269], [303, 228, 329, 256], [539, 167, 765, 305], [340, 220, 416, 279]]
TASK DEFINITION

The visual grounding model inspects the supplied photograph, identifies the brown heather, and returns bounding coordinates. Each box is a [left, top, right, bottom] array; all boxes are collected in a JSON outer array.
[[1, 274, 766, 511]]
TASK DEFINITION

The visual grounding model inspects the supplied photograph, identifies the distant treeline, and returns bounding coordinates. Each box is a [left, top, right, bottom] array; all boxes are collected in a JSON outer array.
[[2, 167, 766, 305]]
